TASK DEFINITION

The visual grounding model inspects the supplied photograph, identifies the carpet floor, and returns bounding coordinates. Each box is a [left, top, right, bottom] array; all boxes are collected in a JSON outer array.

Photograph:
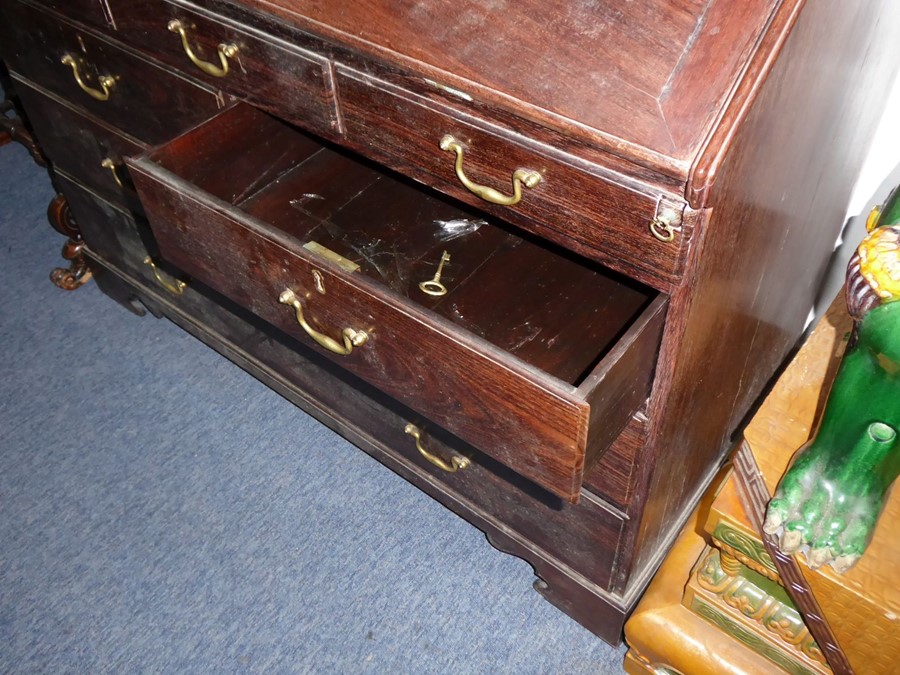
[[0, 140, 628, 673]]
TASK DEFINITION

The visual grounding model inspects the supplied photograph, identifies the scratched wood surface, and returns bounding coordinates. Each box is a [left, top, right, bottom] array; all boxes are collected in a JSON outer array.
[[8, 0, 900, 646], [149, 103, 655, 385]]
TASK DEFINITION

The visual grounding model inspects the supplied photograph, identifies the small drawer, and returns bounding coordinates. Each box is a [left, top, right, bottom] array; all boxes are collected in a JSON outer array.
[[105, 0, 339, 134], [336, 67, 691, 291], [0, 0, 223, 145], [127, 103, 667, 502], [14, 79, 146, 214]]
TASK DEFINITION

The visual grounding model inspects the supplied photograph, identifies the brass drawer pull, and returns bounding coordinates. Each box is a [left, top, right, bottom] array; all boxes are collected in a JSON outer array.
[[278, 289, 367, 355], [167, 19, 238, 78], [649, 201, 683, 243], [60, 54, 115, 101], [100, 158, 124, 188], [144, 257, 186, 295], [439, 134, 541, 206], [405, 423, 470, 473], [649, 216, 680, 243]]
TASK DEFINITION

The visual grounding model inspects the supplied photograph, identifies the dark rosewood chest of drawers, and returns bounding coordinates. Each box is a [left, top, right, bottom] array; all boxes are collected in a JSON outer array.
[[3, 0, 898, 644]]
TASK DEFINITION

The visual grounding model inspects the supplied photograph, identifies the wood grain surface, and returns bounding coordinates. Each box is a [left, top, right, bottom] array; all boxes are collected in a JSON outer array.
[[0, 1, 223, 145], [336, 67, 691, 290], [236, 0, 779, 180], [620, 0, 900, 592], [105, 0, 340, 134]]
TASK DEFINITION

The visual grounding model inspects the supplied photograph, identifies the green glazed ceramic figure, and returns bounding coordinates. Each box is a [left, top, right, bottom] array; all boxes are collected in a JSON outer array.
[[764, 185, 900, 573]]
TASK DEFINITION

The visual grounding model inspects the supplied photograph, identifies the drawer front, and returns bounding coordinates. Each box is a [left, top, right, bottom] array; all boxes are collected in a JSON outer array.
[[374, 416, 624, 590], [55, 172, 188, 299], [105, 0, 340, 134], [129, 159, 593, 501], [31, 0, 111, 30], [14, 79, 146, 214], [336, 67, 691, 290], [0, 0, 223, 145]]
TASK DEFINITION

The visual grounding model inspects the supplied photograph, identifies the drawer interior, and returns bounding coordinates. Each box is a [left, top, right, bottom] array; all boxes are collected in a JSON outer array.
[[147, 104, 658, 386]]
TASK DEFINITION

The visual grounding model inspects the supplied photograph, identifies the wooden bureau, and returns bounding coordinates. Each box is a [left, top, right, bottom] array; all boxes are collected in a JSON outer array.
[[2, 0, 898, 644]]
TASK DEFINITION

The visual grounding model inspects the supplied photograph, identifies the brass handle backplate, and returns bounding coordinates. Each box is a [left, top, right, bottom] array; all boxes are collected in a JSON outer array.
[[439, 134, 541, 206], [61, 54, 115, 101], [278, 289, 367, 355], [144, 257, 186, 295], [404, 423, 470, 473], [168, 19, 238, 77], [101, 158, 124, 188]]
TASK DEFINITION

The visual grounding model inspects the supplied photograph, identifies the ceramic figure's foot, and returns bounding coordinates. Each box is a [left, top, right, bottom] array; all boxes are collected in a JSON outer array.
[[764, 421, 899, 573]]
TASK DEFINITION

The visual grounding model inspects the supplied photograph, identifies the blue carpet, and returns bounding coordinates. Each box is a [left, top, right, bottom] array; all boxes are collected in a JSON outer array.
[[0, 141, 627, 673]]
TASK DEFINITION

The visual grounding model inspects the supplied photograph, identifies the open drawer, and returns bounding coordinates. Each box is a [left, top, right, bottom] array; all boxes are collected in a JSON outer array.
[[126, 103, 666, 502]]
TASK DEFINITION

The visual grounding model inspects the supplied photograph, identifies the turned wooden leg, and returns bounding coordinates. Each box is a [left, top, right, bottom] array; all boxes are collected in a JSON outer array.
[[0, 96, 46, 166], [46, 194, 92, 291]]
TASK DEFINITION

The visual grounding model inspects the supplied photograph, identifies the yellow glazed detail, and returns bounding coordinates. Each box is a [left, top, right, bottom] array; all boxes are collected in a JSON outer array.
[[856, 226, 900, 301]]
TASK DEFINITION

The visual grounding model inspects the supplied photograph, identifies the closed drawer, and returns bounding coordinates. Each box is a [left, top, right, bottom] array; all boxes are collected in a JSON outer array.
[[31, 0, 111, 30], [373, 412, 625, 590], [127, 103, 667, 502], [14, 79, 146, 214], [105, 0, 339, 134], [336, 67, 692, 291], [55, 172, 189, 299], [0, 0, 223, 145]]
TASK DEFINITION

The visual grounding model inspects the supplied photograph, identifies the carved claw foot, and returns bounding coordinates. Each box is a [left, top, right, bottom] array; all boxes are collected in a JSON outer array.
[[764, 420, 899, 573], [46, 194, 92, 291], [50, 238, 93, 290]]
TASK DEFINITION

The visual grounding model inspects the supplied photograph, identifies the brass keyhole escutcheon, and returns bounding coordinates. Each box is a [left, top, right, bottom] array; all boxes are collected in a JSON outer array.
[[312, 269, 326, 295]]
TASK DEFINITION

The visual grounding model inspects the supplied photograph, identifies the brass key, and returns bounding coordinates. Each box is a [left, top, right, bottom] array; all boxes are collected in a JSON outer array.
[[418, 250, 451, 297]]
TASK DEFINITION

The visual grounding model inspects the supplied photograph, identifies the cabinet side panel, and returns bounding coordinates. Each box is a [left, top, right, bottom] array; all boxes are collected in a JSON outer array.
[[618, 0, 900, 591]]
